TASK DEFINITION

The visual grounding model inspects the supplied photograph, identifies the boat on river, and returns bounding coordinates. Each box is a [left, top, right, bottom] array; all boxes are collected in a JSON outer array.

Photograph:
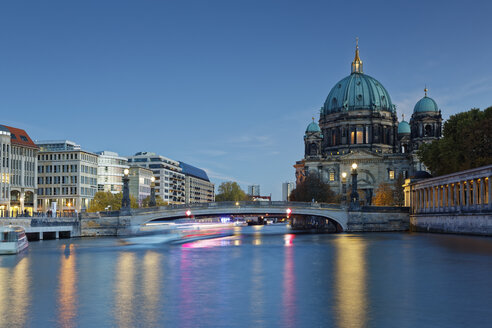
[[0, 225, 29, 255], [121, 220, 235, 245]]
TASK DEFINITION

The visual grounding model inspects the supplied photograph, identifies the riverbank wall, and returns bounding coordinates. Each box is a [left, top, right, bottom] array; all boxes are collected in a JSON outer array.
[[410, 213, 492, 236], [346, 206, 410, 232]]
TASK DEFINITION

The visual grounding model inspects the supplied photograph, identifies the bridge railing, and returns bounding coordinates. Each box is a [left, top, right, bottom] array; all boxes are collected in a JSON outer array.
[[133, 201, 342, 212]]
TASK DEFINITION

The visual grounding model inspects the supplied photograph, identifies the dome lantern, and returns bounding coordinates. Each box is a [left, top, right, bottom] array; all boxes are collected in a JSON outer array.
[[351, 37, 363, 74]]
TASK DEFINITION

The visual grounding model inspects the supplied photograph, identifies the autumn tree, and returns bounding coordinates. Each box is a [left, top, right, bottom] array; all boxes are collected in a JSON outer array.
[[372, 183, 395, 206], [215, 181, 248, 201], [289, 172, 337, 203], [141, 195, 168, 207], [87, 191, 138, 212], [418, 107, 492, 176]]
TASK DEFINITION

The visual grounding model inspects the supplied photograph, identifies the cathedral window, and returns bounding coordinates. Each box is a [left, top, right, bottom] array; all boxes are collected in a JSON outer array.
[[329, 171, 335, 181], [389, 170, 395, 180], [356, 127, 364, 144]]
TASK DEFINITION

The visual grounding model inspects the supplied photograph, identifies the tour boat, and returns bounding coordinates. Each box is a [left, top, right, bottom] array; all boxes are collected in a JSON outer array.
[[0, 225, 29, 255]]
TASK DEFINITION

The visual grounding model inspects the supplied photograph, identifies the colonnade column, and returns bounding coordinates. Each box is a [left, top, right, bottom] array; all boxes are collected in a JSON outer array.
[[466, 181, 472, 210], [488, 177, 492, 210], [480, 178, 485, 209], [448, 184, 452, 211], [460, 181, 465, 211]]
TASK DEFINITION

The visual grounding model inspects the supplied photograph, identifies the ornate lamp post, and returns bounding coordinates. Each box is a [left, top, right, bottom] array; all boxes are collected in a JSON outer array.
[[350, 163, 360, 209], [121, 168, 131, 213], [149, 176, 156, 207]]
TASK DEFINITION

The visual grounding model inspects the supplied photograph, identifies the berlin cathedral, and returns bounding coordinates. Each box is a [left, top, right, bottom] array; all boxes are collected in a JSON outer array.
[[294, 41, 442, 204]]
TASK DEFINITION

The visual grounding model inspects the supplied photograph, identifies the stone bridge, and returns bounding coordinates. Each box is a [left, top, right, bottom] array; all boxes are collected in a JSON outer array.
[[125, 201, 348, 230]]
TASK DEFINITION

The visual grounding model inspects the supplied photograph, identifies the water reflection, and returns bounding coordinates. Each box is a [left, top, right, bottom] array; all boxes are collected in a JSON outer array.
[[143, 251, 162, 327], [334, 236, 368, 328], [282, 234, 296, 327], [57, 244, 77, 328], [114, 252, 136, 328], [0, 256, 31, 327]]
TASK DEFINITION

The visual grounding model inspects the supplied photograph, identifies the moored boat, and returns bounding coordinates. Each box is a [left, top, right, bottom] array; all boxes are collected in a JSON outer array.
[[0, 225, 29, 255]]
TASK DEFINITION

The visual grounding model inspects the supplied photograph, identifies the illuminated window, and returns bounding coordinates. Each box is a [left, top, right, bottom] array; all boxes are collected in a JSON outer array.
[[389, 170, 395, 180], [329, 172, 335, 181]]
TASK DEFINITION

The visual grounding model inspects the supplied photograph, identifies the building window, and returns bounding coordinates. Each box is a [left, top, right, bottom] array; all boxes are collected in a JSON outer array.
[[329, 172, 335, 181], [389, 170, 395, 180]]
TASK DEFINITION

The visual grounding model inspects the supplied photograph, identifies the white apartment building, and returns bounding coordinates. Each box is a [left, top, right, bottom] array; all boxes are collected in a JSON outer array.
[[36, 140, 98, 213], [282, 182, 295, 201], [96, 151, 129, 194], [127, 152, 185, 204], [128, 166, 153, 206], [0, 125, 38, 216]]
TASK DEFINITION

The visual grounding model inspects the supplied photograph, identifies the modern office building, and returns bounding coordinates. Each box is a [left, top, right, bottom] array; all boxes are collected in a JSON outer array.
[[282, 182, 295, 201], [127, 152, 185, 204], [179, 162, 214, 204], [295, 42, 442, 204], [36, 140, 98, 213], [248, 185, 260, 196], [128, 166, 153, 206], [0, 125, 38, 216], [96, 151, 129, 194]]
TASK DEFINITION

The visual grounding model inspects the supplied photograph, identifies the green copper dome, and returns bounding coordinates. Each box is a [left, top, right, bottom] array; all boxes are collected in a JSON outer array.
[[398, 120, 410, 134], [414, 96, 439, 113], [322, 73, 395, 114], [306, 121, 321, 133]]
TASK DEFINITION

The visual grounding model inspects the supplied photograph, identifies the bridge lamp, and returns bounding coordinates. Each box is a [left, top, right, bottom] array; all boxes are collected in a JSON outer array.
[[124, 168, 130, 176], [185, 210, 191, 217], [351, 163, 357, 170], [286, 208, 292, 218]]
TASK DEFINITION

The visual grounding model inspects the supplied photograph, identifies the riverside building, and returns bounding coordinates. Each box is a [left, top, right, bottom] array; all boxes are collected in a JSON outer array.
[[36, 140, 98, 213], [282, 182, 295, 201], [96, 151, 129, 194], [128, 166, 153, 206], [0, 125, 38, 216], [127, 152, 185, 204], [295, 41, 442, 204], [179, 162, 214, 204]]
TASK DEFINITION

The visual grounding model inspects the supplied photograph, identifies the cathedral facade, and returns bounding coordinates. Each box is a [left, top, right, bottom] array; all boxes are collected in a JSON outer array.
[[294, 43, 442, 204]]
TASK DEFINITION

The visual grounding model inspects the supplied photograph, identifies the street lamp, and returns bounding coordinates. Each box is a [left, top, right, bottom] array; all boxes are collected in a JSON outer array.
[[149, 176, 156, 207], [350, 162, 360, 209], [121, 168, 131, 213]]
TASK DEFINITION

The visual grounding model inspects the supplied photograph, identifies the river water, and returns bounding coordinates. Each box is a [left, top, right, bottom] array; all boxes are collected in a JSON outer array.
[[1, 225, 491, 328]]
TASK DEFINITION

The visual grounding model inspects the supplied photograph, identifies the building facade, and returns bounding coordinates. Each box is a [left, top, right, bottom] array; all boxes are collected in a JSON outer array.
[[295, 43, 442, 204], [282, 182, 295, 201], [36, 140, 98, 213], [128, 166, 153, 206], [127, 152, 185, 204], [96, 151, 129, 194], [248, 185, 260, 196], [0, 125, 38, 216], [179, 162, 214, 204]]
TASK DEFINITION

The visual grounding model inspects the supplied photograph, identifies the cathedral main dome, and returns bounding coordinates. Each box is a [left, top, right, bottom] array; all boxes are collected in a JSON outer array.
[[321, 41, 395, 115], [322, 73, 395, 114]]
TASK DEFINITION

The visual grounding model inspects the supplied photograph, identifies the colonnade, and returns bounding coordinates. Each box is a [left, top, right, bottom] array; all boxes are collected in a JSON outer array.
[[408, 165, 492, 214]]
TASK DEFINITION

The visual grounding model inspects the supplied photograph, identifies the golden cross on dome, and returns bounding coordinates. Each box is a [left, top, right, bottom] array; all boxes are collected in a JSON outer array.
[[424, 85, 428, 97]]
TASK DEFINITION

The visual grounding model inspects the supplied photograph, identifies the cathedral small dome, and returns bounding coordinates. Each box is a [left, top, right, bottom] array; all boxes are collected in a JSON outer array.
[[306, 120, 321, 133], [398, 120, 410, 134], [414, 88, 439, 113]]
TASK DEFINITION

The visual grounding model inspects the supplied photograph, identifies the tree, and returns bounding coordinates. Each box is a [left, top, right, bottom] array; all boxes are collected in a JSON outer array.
[[393, 173, 405, 206], [215, 181, 247, 201], [141, 195, 168, 207], [87, 191, 138, 212], [289, 172, 337, 203], [372, 182, 395, 206], [418, 107, 492, 176]]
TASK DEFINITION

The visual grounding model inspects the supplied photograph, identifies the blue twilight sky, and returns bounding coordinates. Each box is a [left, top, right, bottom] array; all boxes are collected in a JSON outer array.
[[1, 0, 491, 199]]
